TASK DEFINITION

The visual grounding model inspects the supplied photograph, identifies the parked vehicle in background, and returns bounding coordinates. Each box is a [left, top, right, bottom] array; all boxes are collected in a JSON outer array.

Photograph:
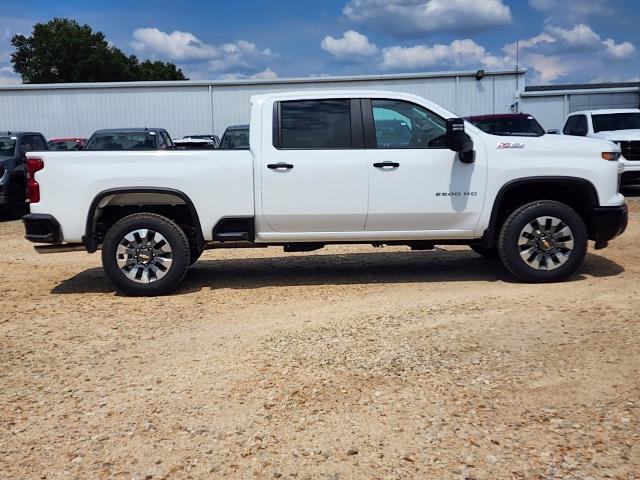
[[0, 131, 48, 217], [23, 90, 627, 296], [220, 124, 249, 149], [465, 113, 546, 137], [84, 128, 174, 151], [174, 135, 220, 149], [47, 137, 87, 151], [562, 109, 640, 186]]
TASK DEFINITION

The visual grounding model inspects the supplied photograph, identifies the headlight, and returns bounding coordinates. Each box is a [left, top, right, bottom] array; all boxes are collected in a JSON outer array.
[[602, 152, 621, 161]]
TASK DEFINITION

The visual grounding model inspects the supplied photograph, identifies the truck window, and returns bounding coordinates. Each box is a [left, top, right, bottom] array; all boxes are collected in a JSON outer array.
[[157, 132, 167, 149], [563, 115, 588, 136], [279, 99, 351, 149], [370, 99, 446, 148], [29, 135, 47, 151]]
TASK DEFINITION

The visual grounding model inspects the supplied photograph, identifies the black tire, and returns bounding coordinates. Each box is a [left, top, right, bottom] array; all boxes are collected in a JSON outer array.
[[7, 181, 27, 219], [498, 200, 587, 283], [101, 213, 190, 296], [470, 243, 498, 259]]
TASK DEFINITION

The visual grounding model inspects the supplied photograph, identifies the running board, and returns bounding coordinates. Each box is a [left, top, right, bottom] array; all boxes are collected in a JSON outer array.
[[34, 244, 86, 254]]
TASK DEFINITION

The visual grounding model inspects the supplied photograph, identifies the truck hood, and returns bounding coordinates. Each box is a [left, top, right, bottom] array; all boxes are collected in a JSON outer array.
[[592, 130, 640, 141]]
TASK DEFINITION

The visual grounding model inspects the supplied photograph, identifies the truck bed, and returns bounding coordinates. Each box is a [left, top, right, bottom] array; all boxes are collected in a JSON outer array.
[[28, 150, 254, 243]]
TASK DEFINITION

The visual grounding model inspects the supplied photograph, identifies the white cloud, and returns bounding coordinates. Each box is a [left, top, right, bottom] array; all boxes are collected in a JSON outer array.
[[131, 28, 274, 74], [343, 0, 512, 37], [321, 31, 379, 59], [0, 65, 19, 85], [503, 24, 636, 83], [603, 39, 635, 59], [220, 68, 278, 81], [381, 39, 510, 71]]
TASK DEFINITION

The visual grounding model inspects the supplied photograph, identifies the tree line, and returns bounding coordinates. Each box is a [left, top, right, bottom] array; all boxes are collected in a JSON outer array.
[[11, 18, 187, 83]]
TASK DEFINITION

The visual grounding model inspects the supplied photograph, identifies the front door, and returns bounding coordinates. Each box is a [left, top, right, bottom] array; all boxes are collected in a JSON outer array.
[[260, 98, 368, 233], [363, 98, 486, 235]]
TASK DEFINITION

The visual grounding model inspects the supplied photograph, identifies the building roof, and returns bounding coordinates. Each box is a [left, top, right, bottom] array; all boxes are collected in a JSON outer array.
[[0, 69, 527, 92], [526, 81, 640, 92]]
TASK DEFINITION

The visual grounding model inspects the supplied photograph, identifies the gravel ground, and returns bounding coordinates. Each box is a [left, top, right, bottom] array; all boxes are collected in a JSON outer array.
[[1, 197, 639, 479]]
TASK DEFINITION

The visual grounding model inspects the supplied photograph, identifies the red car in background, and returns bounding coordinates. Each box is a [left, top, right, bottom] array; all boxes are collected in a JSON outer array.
[[47, 137, 87, 150]]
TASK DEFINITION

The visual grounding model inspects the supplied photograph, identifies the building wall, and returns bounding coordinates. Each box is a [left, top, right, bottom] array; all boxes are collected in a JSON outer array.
[[0, 71, 523, 140], [521, 90, 640, 131]]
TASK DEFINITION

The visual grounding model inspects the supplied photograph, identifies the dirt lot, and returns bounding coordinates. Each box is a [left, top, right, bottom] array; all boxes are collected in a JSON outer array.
[[1, 198, 639, 480]]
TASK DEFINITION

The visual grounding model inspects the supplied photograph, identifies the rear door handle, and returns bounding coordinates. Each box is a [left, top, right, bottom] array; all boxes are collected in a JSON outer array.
[[373, 161, 400, 168], [267, 162, 294, 170]]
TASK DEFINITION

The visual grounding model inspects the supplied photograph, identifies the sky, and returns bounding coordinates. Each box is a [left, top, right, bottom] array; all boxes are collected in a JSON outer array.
[[1, 0, 639, 86]]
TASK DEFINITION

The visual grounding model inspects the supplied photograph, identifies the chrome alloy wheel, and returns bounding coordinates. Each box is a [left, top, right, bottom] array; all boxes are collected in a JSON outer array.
[[116, 229, 173, 283], [518, 216, 575, 271]]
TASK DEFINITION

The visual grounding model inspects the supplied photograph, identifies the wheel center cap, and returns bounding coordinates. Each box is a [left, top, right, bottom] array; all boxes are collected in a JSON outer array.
[[539, 237, 554, 251], [137, 249, 153, 264]]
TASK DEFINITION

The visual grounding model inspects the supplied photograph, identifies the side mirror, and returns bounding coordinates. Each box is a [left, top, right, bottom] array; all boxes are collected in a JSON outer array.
[[547, 129, 559, 135], [445, 118, 475, 164]]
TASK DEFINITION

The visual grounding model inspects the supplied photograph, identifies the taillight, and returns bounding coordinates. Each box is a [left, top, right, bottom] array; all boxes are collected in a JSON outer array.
[[26, 158, 44, 203]]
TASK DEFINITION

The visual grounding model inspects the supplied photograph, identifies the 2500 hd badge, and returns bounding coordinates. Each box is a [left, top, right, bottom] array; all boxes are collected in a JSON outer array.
[[435, 191, 478, 197]]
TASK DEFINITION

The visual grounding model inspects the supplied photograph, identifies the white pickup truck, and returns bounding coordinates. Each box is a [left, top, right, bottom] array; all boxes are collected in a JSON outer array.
[[562, 108, 640, 186], [23, 90, 628, 295]]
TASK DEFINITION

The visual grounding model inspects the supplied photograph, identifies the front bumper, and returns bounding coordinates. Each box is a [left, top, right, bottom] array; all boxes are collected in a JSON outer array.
[[588, 204, 628, 247], [621, 171, 640, 186], [23, 214, 63, 244]]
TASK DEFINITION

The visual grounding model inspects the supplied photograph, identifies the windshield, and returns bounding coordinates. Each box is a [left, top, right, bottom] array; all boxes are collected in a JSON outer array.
[[592, 113, 640, 133], [48, 140, 80, 151], [220, 129, 249, 149], [470, 116, 545, 136], [85, 133, 158, 150], [0, 136, 17, 156]]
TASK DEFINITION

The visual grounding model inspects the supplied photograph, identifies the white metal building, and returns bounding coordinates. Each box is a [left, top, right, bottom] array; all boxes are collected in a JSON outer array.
[[0, 70, 525, 139], [1, 68, 638, 139], [520, 82, 640, 131]]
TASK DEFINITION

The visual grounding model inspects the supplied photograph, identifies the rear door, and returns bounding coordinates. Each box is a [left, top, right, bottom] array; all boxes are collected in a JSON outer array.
[[260, 98, 368, 233], [363, 98, 486, 234]]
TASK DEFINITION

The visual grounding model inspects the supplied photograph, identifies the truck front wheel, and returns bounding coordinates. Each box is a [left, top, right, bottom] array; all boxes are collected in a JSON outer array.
[[498, 200, 587, 283], [101, 213, 190, 296]]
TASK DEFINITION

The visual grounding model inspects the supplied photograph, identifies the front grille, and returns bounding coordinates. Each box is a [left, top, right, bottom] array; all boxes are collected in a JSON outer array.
[[616, 141, 640, 160]]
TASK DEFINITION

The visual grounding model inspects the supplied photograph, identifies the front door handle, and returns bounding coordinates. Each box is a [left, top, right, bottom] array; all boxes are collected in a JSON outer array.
[[373, 161, 400, 168], [267, 162, 294, 170]]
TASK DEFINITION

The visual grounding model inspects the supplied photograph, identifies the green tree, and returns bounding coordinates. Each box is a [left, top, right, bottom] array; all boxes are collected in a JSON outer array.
[[11, 18, 187, 83]]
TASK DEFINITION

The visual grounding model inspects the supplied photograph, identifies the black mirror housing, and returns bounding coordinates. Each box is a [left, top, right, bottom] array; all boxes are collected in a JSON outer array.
[[445, 118, 475, 163]]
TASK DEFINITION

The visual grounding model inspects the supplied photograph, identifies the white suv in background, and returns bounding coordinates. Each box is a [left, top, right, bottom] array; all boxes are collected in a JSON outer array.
[[563, 109, 640, 186]]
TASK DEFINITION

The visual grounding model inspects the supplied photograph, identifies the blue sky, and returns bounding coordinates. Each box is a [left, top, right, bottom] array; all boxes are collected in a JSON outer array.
[[1, 0, 639, 86]]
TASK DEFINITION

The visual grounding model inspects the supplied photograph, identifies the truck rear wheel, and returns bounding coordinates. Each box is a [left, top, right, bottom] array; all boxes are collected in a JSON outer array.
[[498, 200, 587, 283], [101, 213, 190, 296]]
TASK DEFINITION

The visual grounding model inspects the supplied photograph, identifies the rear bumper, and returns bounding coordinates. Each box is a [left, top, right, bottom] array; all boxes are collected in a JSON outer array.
[[23, 214, 63, 244], [588, 204, 628, 246]]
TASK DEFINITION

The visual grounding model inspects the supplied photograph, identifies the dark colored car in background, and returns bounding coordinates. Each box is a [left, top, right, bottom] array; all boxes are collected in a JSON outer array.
[[47, 137, 87, 150], [0, 131, 48, 217], [84, 128, 174, 150], [465, 113, 546, 137], [220, 124, 249, 149]]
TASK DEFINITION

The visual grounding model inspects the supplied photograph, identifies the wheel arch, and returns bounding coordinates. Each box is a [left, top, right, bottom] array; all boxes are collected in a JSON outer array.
[[483, 176, 600, 247], [84, 187, 203, 253]]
